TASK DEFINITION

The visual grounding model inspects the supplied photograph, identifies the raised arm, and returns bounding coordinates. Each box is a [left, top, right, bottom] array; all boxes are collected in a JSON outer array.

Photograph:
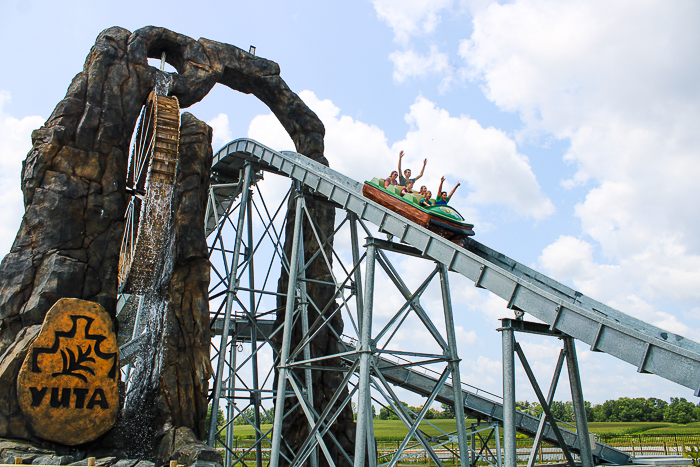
[[397, 150, 404, 175], [413, 158, 427, 181], [448, 182, 461, 199], [437, 176, 445, 198]]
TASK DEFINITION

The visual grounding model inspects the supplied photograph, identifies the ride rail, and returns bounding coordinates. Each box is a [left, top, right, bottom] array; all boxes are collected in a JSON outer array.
[[212, 138, 700, 396]]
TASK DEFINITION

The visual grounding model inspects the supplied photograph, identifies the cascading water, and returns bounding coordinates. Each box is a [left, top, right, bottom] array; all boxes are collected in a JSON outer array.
[[119, 181, 177, 456], [117, 72, 180, 452]]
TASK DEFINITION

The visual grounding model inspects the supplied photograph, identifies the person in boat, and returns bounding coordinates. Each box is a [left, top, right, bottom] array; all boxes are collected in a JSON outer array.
[[400, 180, 417, 197], [418, 185, 427, 198], [398, 150, 427, 186], [384, 170, 399, 189], [435, 176, 461, 205], [420, 190, 435, 207]]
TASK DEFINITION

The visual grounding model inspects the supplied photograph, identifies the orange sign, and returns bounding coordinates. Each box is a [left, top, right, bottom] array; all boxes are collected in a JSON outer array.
[[17, 298, 119, 445]]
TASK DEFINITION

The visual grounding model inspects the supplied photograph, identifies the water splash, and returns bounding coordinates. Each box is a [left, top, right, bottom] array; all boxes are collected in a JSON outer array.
[[155, 71, 173, 96], [119, 181, 177, 456]]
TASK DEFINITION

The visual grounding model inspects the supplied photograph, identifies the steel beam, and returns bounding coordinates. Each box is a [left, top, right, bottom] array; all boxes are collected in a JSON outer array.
[[501, 327, 517, 467], [269, 187, 305, 467], [514, 342, 576, 467], [565, 336, 594, 467], [354, 240, 377, 467], [439, 264, 469, 467], [526, 349, 566, 467], [208, 163, 253, 446]]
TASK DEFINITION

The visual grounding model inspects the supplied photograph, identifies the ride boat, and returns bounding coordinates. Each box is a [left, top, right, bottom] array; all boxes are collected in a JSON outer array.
[[362, 178, 475, 245]]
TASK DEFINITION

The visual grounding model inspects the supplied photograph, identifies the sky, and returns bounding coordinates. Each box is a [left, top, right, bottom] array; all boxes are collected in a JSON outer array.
[[2, 0, 700, 407]]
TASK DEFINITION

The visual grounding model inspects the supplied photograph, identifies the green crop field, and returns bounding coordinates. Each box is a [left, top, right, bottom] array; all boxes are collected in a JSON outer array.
[[227, 419, 700, 441], [587, 422, 675, 435]]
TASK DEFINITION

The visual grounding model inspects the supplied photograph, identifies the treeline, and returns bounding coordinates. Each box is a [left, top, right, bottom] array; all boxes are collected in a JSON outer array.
[[217, 397, 700, 428], [517, 397, 700, 424]]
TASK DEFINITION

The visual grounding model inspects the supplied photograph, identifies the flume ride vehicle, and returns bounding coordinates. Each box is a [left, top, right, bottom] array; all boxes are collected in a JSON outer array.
[[362, 177, 475, 245]]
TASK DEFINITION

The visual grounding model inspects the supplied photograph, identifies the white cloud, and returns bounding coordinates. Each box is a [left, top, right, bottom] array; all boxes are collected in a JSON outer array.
[[206, 113, 232, 148], [0, 91, 43, 258], [249, 91, 553, 222], [372, 0, 453, 45], [539, 235, 700, 340], [460, 1, 700, 334], [389, 46, 454, 91], [248, 90, 395, 191], [398, 96, 554, 220]]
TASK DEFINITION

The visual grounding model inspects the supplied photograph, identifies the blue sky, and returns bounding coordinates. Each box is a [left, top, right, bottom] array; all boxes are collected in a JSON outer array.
[[2, 0, 700, 405]]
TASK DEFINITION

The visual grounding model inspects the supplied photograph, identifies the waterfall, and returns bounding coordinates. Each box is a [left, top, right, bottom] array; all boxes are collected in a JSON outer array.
[[120, 181, 177, 456]]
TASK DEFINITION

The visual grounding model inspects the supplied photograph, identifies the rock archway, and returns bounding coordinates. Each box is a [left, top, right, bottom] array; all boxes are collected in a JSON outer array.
[[0, 26, 351, 465]]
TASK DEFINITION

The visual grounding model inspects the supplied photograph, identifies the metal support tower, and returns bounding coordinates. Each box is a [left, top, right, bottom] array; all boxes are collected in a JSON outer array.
[[499, 319, 595, 467], [114, 138, 666, 467], [205, 163, 288, 465], [199, 173, 476, 466]]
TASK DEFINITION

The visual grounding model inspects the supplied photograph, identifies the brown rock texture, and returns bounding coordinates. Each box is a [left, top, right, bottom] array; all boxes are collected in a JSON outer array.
[[156, 426, 222, 467], [0, 24, 345, 459], [17, 298, 119, 445], [0, 326, 41, 440]]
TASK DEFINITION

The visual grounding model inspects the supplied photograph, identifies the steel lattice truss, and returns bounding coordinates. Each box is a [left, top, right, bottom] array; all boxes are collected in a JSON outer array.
[[115, 137, 700, 467]]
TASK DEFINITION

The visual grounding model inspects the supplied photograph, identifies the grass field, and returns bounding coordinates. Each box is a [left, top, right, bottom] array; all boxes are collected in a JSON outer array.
[[228, 419, 700, 440], [587, 422, 674, 434]]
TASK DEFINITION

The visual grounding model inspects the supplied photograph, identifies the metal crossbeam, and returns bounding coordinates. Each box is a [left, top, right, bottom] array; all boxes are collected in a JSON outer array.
[[213, 137, 700, 394], [117, 135, 696, 467]]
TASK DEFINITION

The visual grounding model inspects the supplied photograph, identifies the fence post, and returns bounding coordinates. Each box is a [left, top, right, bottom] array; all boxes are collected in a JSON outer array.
[[540, 442, 543, 463]]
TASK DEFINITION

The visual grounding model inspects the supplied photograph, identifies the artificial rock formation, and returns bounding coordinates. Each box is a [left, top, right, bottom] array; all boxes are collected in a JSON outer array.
[[0, 24, 347, 461]]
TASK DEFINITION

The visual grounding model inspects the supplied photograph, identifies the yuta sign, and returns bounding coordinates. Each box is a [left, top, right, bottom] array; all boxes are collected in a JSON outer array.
[[17, 298, 119, 445]]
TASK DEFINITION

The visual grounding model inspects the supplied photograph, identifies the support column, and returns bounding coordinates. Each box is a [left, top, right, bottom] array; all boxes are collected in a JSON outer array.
[[350, 214, 375, 467], [209, 163, 254, 446], [349, 213, 364, 333], [246, 189, 263, 467], [470, 426, 476, 467], [527, 349, 566, 467], [439, 264, 469, 467], [501, 327, 517, 467], [354, 240, 377, 467], [564, 336, 594, 467], [269, 187, 305, 467], [225, 337, 237, 466], [298, 219, 318, 467], [494, 424, 503, 467]]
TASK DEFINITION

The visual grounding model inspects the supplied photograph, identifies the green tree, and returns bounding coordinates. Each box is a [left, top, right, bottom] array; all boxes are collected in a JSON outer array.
[[233, 406, 274, 425], [643, 398, 667, 422], [590, 397, 669, 422], [204, 403, 226, 442], [549, 401, 574, 423], [378, 402, 408, 420], [441, 402, 456, 418], [664, 397, 696, 424]]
